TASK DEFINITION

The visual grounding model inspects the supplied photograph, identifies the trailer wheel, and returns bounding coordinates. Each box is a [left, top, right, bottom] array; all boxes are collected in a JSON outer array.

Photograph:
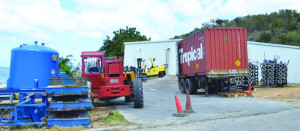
[[186, 79, 195, 94], [213, 79, 225, 93], [159, 72, 164, 77], [133, 78, 144, 108], [191, 79, 198, 94], [180, 79, 186, 93], [178, 78, 181, 90], [218, 79, 225, 92]]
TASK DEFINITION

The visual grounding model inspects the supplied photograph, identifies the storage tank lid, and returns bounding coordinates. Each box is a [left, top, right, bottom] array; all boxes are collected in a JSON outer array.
[[13, 43, 58, 53]]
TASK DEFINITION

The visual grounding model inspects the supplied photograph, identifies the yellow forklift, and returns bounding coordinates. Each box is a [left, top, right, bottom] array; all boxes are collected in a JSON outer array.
[[137, 58, 166, 79]]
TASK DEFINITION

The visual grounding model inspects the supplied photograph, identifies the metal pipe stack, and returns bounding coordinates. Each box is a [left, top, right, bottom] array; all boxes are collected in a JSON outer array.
[[260, 60, 287, 87], [232, 63, 259, 86], [247, 63, 259, 85], [277, 62, 288, 86]]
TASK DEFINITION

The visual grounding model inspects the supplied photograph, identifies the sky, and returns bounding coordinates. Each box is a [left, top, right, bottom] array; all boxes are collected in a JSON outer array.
[[0, 0, 299, 67]]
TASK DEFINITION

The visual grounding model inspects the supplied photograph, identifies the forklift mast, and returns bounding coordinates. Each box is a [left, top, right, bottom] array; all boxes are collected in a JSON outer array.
[[137, 58, 142, 69]]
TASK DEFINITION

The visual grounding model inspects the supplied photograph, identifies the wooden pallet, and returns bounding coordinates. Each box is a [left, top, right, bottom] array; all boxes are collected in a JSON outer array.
[[218, 92, 247, 97], [231, 89, 248, 94]]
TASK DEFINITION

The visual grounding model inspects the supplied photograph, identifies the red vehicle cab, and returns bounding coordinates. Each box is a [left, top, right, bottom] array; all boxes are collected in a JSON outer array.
[[81, 51, 131, 99]]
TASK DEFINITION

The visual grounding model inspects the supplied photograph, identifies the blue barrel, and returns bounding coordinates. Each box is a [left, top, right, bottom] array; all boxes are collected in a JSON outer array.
[[7, 42, 59, 89]]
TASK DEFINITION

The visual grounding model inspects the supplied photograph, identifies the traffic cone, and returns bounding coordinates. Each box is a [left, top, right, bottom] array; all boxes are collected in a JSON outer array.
[[184, 92, 195, 113], [173, 96, 187, 117], [248, 83, 253, 97]]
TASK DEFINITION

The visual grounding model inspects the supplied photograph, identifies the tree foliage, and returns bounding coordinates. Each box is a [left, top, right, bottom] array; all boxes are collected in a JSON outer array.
[[172, 9, 300, 46], [172, 28, 201, 39], [59, 55, 74, 77], [99, 26, 151, 58], [224, 9, 300, 46]]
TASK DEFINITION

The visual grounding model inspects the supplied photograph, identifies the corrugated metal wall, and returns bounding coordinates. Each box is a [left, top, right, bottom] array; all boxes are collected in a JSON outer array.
[[247, 41, 300, 84], [124, 40, 300, 84], [124, 40, 180, 75]]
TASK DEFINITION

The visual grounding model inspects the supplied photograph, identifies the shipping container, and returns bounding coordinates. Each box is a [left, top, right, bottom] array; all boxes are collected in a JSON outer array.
[[177, 27, 249, 95]]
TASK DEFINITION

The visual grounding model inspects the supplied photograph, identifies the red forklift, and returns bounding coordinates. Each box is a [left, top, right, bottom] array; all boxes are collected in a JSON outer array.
[[81, 51, 143, 108]]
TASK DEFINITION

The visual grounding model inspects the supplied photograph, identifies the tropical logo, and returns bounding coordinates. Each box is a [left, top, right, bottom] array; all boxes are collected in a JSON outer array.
[[179, 43, 204, 66]]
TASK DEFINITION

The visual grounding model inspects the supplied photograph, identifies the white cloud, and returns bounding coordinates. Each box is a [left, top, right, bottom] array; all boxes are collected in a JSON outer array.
[[1, 0, 300, 41], [0, 0, 300, 67]]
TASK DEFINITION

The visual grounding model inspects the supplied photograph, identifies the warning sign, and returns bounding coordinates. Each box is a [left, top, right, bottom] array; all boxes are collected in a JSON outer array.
[[196, 63, 199, 69], [235, 60, 241, 67], [51, 69, 55, 76]]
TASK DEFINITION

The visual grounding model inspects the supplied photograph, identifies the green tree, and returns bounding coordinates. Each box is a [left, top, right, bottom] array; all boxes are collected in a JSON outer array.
[[99, 26, 151, 58], [172, 9, 300, 47], [59, 55, 74, 77], [258, 31, 272, 43], [215, 19, 228, 27]]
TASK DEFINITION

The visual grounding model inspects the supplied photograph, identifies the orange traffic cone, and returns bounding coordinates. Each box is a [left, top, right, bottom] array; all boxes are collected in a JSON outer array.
[[173, 96, 187, 117], [248, 83, 253, 97], [184, 92, 195, 113]]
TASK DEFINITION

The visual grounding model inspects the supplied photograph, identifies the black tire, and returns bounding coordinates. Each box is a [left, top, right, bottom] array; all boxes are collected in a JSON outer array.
[[186, 79, 194, 94], [124, 78, 134, 102], [125, 96, 134, 102], [191, 79, 198, 94], [133, 78, 144, 108], [211, 79, 225, 93], [141, 73, 148, 81], [180, 79, 186, 93], [214, 79, 225, 92], [178, 78, 182, 90], [159, 72, 164, 77], [218, 79, 225, 92]]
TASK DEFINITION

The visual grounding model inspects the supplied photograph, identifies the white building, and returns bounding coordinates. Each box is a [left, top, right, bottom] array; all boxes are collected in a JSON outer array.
[[124, 39, 180, 75], [124, 40, 300, 84], [247, 41, 300, 85]]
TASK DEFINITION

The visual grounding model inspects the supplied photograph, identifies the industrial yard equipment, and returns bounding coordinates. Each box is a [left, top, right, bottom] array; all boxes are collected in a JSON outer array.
[[0, 41, 58, 127], [7, 41, 59, 89], [177, 27, 249, 96], [139, 58, 166, 78], [81, 51, 143, 108], [46, 77, 92, 127], [261, 59, 287, 87], [136, 58, 148, 81], [0, 89, 48, 127], [233, 63, 259, 86]]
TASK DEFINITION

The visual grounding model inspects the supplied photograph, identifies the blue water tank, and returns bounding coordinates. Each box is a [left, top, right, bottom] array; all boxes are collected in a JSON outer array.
[[7, 42, 59, 89]]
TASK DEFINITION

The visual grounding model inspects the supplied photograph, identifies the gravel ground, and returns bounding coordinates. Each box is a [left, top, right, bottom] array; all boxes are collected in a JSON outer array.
[[88, 76, 300, 130], [254, 87, 300, 103]]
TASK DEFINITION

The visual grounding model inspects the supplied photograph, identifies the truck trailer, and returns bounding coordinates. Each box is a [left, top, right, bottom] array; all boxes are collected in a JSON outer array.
[[177, 27, 249, 95]]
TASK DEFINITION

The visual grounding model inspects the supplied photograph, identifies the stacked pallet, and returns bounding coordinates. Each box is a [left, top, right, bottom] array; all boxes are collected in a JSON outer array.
[[46, 77, 93, 127], [218, 90, 248, 97]]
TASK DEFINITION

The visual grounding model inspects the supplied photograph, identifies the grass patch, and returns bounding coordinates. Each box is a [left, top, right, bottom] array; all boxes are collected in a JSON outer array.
[[2, 106, 135, 130], [99, 111, 135, 127]]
